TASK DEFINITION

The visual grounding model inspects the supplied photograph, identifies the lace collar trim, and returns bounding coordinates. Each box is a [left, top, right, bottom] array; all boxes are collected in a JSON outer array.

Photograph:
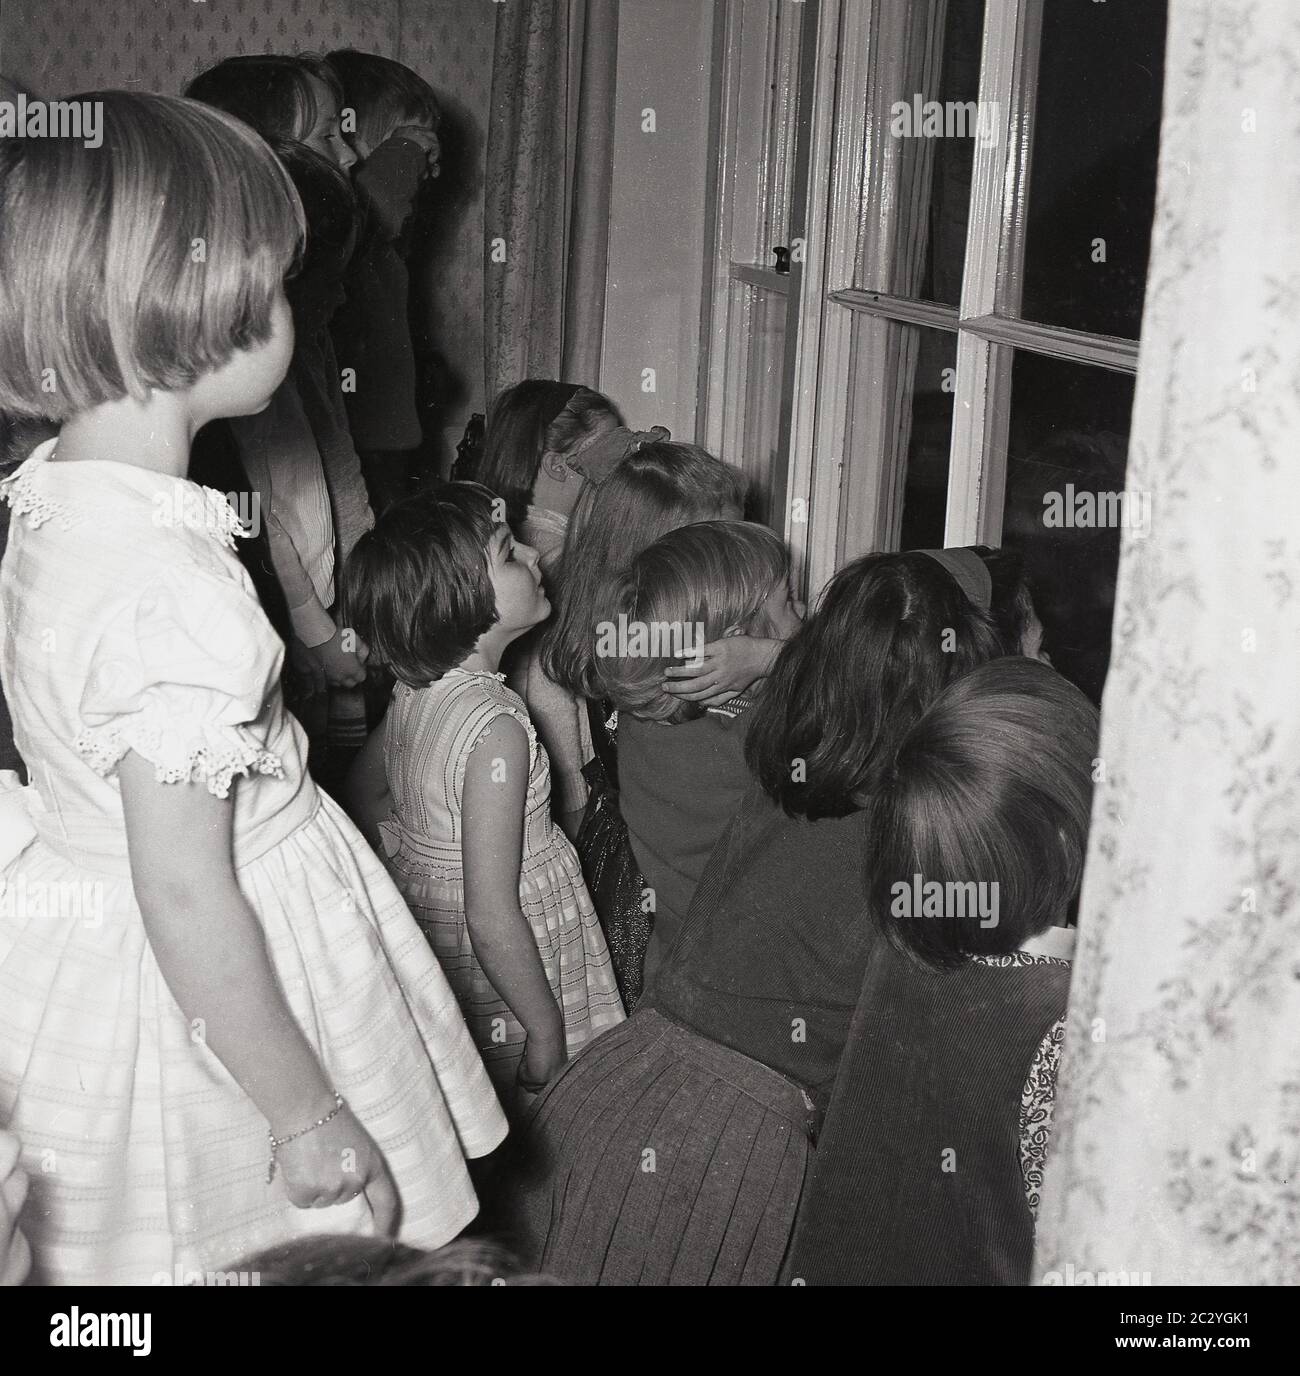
[[0, 440, 250, 549]]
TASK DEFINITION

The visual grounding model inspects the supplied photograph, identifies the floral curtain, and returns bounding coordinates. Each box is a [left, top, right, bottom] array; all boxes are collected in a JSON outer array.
[[1034, 0, 1300, 1285], [483, 0, 618, 403]]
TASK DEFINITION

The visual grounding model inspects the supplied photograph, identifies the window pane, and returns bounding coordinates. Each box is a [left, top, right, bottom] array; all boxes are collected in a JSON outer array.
[[916, 0, 985, 305], [726, 281, 788, 527], [1001, 352, 1137, 703], [898, 328, 957, 549], [842, 315, 955, 554], [1019, 0, 1167, 338], [856, 0, 986, 305]]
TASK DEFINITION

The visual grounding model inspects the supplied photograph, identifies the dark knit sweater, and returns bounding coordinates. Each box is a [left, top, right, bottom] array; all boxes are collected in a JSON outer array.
[[784, 940, 1071, 1285], [647, 784, 880, 1108]]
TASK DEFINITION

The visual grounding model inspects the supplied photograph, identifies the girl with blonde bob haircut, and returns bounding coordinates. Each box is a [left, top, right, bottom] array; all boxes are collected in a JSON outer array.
[[0, 92, 304, 420], [0, 91, 506, 1285], [593, 520, 794, 724], [592, 519, 802, 997]]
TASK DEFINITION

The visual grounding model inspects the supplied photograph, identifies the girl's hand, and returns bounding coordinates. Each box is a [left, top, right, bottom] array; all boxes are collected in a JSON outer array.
[[274, 1104, 399, 1235], [0, 1130, 31, 1287], [392, 124, 442, 177], [310, 628, 369, 690], [518, 1031, 567, 1099], [662, 636, 783, 706], [288, 634, 328, 698]]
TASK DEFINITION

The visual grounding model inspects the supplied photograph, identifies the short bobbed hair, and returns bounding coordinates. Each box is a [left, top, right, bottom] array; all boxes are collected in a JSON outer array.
[[343, 483, 501, 687], [477, 380, 621, 527], [0, 92, 303, 420], [868, 657, 1099, 966], [185, 54, 344, 145], [542, 442, 747, 699], [327, 49, 444, 151], [746, 551, 1002, 819], [594, 520, 790, 723]]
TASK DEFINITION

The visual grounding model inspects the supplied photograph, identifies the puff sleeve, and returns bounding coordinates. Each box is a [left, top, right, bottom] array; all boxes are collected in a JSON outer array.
[[75, 572, 286, 799]]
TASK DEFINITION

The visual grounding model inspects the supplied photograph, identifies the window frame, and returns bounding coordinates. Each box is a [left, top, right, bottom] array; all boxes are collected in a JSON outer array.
[[792, 0, 1146, 596]]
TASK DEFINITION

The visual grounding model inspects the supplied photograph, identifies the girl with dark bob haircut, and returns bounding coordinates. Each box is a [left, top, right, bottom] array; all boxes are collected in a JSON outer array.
[[342, 484, 624, 1106], [343, 484, 501, 686], [745, 550, 1001, 819], [870, 656, 1097, 965], [787, 659, 1099, 1285]]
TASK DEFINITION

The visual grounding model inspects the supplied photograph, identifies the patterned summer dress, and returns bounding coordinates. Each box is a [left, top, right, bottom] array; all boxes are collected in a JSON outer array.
[[378, 670, 625, 1098], [0, 442, 508, 1285]]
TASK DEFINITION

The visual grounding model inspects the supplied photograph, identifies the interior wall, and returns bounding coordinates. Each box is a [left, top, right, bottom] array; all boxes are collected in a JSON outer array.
[[599, 0, 716, 439], [0, 0, 493, 447]]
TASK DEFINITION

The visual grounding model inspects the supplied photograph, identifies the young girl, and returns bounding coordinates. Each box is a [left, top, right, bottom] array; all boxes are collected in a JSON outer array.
[[786, 657, 1098, 1285], [0, 93, 506, 1284], [499, 549, 1006, 1284], [480, 382, 623, 834], [593, 520, 802, 997], [327, 49, 444, 510], [540, 439, 778, 1002], [476, 380, 622, 542], [343, 484, 624, 1110]]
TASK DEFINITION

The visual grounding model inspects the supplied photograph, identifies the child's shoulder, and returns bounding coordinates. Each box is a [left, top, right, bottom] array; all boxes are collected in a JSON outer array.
[[407, 670, 532, 733], [4, 448, 247, 559], [3, 450, 259, 610], [445, 671, 535, 755]]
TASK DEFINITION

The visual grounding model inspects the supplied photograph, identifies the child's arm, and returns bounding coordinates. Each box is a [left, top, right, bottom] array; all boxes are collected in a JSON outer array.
[[460, 715, 566, 1087], [263, 512, 367, 690], [344, 724, 393, 854], [661, 636, 783, 706], [118, 752, 398, 1228]]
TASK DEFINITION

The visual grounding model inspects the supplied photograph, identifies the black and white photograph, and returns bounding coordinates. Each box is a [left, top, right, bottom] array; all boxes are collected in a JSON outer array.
[[0, 0, 1293, 1333]]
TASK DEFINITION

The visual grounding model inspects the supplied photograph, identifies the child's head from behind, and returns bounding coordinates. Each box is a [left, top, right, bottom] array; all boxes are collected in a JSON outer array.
[[345, 483, 547, 687], [186, 54, 356, 171], [746, 551, 1002, 819], [595, 521, 797, 723], [971, 544, 1048, 661], [543, 441, 747, 698], [326, 49, 443, 161], [869, 657, 1099, 966], [479, 380, 621, 526], [0, 92, 304, 424]]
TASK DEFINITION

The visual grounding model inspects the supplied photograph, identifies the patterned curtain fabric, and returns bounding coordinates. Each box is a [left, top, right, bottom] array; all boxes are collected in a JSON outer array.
[[484, 0, 617, 402], [1034, 0, 1300, 1286]]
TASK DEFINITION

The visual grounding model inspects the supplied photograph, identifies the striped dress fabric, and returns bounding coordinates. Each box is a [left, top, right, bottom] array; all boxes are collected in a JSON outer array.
[[377, 671, 625, 1101], [0, 444, 508, 1284]]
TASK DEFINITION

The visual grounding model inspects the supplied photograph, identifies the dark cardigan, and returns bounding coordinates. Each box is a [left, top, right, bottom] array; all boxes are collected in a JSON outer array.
[[784, 940, 1070, 1285], [647, 784, 881, 1109]]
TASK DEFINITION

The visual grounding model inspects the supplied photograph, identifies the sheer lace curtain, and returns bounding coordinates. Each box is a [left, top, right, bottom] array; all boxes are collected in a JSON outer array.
[[483, 0, 618, 401], [1034, 0, 1300, 1285]]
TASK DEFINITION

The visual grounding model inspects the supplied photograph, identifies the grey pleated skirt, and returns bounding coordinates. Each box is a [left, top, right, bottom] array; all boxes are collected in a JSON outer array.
[[496, 1009, 816, 1285]]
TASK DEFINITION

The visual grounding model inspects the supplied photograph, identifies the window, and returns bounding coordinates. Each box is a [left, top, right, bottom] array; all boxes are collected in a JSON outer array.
[[789, 0, 1168, 701]]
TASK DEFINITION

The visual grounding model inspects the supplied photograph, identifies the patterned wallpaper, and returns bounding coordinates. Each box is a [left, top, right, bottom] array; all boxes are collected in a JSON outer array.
[[0, 0, 495, 427]]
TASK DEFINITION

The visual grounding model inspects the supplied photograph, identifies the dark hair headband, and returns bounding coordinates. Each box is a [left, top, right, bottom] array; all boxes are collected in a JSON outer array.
[[917, 547, 993, 612]]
